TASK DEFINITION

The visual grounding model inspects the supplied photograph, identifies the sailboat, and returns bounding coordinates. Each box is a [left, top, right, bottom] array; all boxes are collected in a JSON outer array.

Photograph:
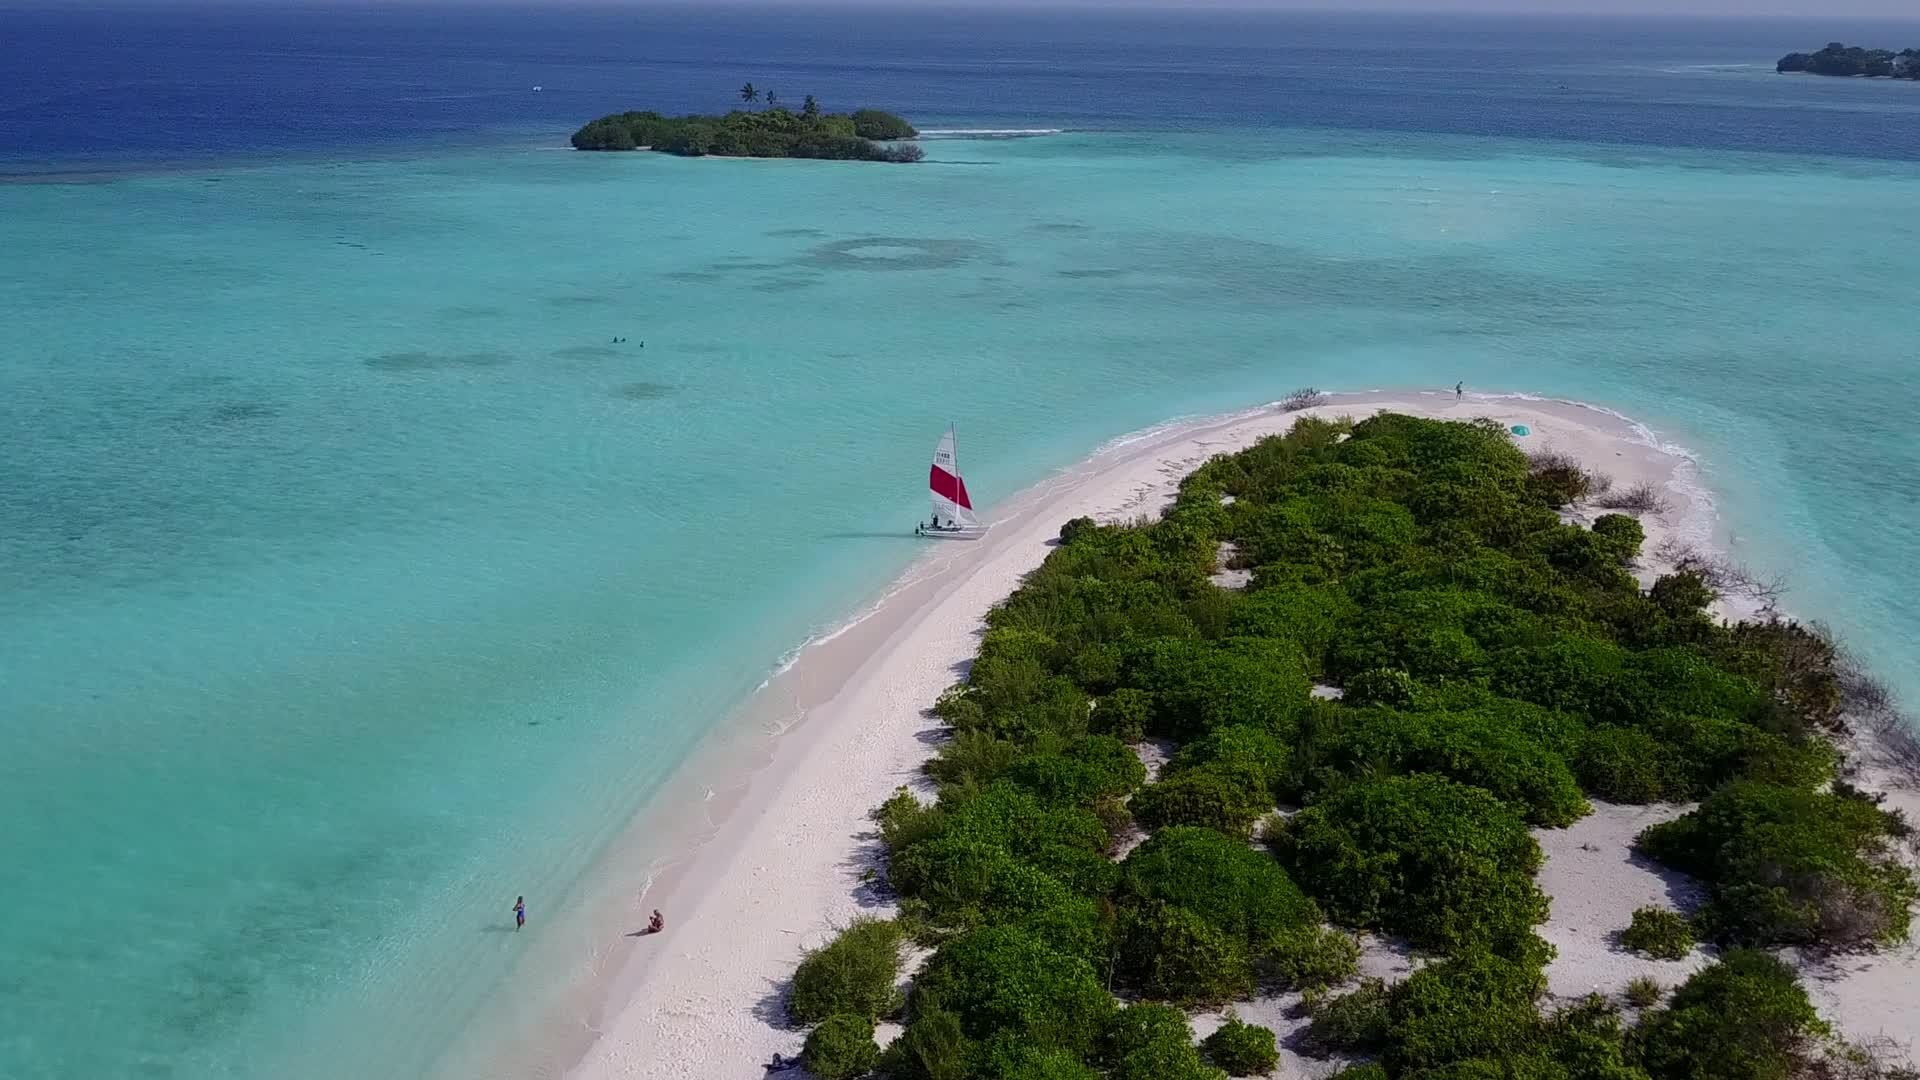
[[920, 425, 988, 540]]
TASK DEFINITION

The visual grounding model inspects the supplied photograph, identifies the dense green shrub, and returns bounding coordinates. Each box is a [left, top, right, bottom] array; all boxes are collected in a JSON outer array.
[[1637, 781, 1916, 948], [789, 917, 907, 1023], [1166, 725, 1291, 795], [881, 992, 972, 1080], [889, 839, 1052, 924], [1100, 1002, 1193, 1062], [1117, 901, 1253, 1003], [1301, 707, 1590, 826], [1009, 892, 1112, 968], [1109, 1040, 1226, 1080], [1619, 906, 1695, 960], [1128, 636, 1311, 739], [1058, 516, 1098, 545], [1303, 977, 1394, 1054], [1227, 582, 1356, 672], [1265, 924, 1360, 989], [1201, 1013, 1279, 1076], [1528, 457, 1593, 507], [1345, 667, 1418, 708], [1574, 726, 1680, 803], [1488, 636, 1641, 722], [1327, 588, 1502, 682], [1091, 688, 1152, 741], [804, 1013, 880, 1079], [1070, 643, 1124, 692], [1406, 688, 1589, 758], [1541, 524, 1640, 587], [851, 108, 918, 138], [973, 1039, 1103, 1080], [921, 783, 1111, 859], [1538, 993, 1644, 1080], [1099, 1003, 1224, 1080], [874, 787, 943, 854], [927, 729, 1023, 790], [1628, 950, 1827, 1080], [1004, 736, 1147, 807], [1384, 950, 1544, 1073], [911, 926, 1114, 1054], [1130, 768, 1272, 837], [1117, 827, 1321, 948], [1591, 513, 1645, 561], [1274, 774, 1549, 956]]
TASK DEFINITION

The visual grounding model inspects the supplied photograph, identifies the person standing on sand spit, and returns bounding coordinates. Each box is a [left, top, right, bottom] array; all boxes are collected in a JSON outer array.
[[513, 896, 526, 931], [1455, 381, 1464, 401]]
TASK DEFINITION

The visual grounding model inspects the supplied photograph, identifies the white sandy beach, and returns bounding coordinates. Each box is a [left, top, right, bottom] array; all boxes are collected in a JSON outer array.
[[560, 391, 1920, 1079]]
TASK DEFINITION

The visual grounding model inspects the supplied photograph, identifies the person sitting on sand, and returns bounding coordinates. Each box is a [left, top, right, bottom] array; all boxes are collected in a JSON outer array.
[[648, 909, 664, 934]]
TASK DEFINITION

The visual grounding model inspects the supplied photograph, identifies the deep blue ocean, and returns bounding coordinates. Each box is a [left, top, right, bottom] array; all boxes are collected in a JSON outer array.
[[6, 6, 1920, 171], [3, 6, 1919, 1078]]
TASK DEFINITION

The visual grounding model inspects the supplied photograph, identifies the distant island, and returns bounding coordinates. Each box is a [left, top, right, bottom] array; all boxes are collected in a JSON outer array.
[[572, 84, 922, 163], [1777, 42, 1920, 79]]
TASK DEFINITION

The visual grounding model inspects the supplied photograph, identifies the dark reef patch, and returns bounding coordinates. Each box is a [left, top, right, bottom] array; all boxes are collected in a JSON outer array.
[[169, 372, 238, 392], [611, 382, 675, 401], [551, 345, 621, 361], [755, 275, 819, 293], [207, 402, 280, 424], [365, 351, 512, 372], [1058, 268, 1128, 279], [766, 227, 826, 238], [1034, 222, 1091, 233]]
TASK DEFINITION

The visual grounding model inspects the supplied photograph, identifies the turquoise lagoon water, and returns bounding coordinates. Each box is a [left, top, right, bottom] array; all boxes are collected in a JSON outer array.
[[6, 130, 1920, 1076]]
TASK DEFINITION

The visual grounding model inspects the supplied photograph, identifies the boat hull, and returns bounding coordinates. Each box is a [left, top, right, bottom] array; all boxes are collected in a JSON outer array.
[[918, 527, 988, 541]]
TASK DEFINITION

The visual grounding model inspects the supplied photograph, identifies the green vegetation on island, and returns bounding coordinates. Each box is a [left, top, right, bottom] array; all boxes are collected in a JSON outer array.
[[1618, 906, 1696, 961], [570, 84, 922, 162], [791, 411, 1917, 1080], [1778, 43, 1920, 79]]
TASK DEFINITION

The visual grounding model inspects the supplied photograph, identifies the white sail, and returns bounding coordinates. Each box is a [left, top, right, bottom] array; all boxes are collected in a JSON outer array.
[[928, 425, 983, 533]]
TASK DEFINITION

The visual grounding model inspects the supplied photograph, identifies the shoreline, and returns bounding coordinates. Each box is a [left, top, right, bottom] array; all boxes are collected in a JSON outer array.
[[500, 390, 1913, 1079]]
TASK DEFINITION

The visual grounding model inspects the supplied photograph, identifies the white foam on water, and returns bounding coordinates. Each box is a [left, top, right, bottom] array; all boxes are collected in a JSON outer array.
[[917, 128, 1066, 138]]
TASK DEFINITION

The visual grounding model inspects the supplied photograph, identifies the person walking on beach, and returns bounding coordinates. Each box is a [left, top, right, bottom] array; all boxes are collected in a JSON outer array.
[[513, 896, 526, 931], [1454, 381, 1464, 401]]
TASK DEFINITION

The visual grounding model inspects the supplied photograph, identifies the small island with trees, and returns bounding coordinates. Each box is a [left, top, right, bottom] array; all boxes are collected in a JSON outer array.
[[1778, 42, 1920, 79], [571, 83, 923, 162]]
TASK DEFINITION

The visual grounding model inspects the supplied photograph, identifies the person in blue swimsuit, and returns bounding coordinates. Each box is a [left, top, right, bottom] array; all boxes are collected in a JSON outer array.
[[513, 896, 526, 931]]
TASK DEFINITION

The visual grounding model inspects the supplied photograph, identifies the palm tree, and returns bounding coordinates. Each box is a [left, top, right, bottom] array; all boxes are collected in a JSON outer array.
[[765, 90, 779, 110], [802, 95, 820, 120], [739, 82, 758, 107]]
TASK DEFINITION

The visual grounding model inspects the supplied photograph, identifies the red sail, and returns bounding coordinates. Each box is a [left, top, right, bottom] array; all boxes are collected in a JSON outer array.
[[929, 465, 972, 510]]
